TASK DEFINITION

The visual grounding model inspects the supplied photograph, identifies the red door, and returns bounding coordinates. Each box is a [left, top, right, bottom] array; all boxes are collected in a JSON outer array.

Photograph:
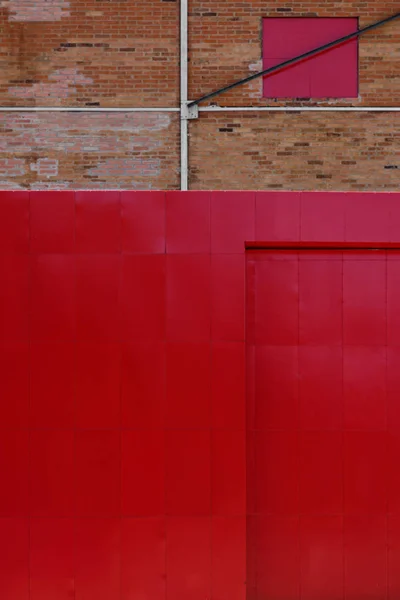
[[246, 247, 400, 600]]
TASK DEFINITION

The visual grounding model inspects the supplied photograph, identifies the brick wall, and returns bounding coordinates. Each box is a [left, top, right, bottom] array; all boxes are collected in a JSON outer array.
[[190, 112, 400, 190], [188, 0, 400, 107], [0, 113, 180, 189], [0, 0, 398, 189]]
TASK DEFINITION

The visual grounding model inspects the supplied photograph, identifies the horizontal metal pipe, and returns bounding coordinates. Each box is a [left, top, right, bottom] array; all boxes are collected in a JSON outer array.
[[199, 106, 400, 112], [0, 107, 179, 112], [0, 106, 398, 112]]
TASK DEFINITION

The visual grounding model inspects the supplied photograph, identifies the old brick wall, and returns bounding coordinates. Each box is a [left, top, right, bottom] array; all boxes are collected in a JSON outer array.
[[0, 0, 179, 107], [0, 0, 398, 189], [188, 0, 400, 107], [0, 112, 179, 189], [189, 112, 399, 190]]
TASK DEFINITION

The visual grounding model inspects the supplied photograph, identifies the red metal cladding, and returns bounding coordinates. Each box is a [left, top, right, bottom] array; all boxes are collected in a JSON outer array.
[[0, 189, 400, 600]]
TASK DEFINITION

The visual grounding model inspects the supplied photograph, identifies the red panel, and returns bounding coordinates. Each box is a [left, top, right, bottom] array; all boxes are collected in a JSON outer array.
[[76, 191, 120, 253], [263, 58, 311, 98], [256, 431, 298, 515], [254, 257, 298, 344], [0, 342, 29, 428], [0, 518, 29, 600], [0, 430, 29, 516], [0, 191, 29, 253], [255, 516, 300, 600], [211, 254, 245, 341], [76, 255, 120, 342], [30, 431, 74, 517], [262, 18, 358, 99], [121, 191, 165, 253], [0, 254, 30, 340], [301, 192, 345, 242], [387, 259, 400, 346], [388, 517, 400, 600], [299, 346, 343, 430], [121, 342, 165, 429], [344, 432, 387, 514], [30, 518, 74, 600], [30, 191, 75, 253], [212, 431, 246, 516], [166, 191, 210, 253], [30, 343, 75, 428], [310, 42, 358, 98], [345, 193, 390, 242], [211, 342, 245, 430], [256, 192, 300, 241], [343, 346, 386, 430], [388, 434, 400, 514], [344, 516, 387, 599], [121, 430, 165, 516], [212, 517, 246, 600], [75, 431, 120, 516], [166, 517, 211, 600], [254, 345, 298, 430], [166, 430, 211, 516], [75, 518, 121, 600], [31, 255, 75, 341], [343, 259, 386, 346], [166, 342, 210, 428], [121, 254, 165, 340], [299, 432, 343, 515], [121, 518, 166, 600], [76, 343, 121, 429], [166, 254, 210, 341], [299, 258, 342, 345], [211, 192, 255, 253], [300, 516, 343, 600]]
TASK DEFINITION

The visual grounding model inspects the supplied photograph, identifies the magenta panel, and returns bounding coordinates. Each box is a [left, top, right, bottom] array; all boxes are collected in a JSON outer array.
[[262, 18, 358, 98]]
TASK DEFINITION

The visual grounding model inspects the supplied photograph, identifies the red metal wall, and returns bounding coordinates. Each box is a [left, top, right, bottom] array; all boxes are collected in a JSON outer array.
[[0, 189, 400, 600]]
